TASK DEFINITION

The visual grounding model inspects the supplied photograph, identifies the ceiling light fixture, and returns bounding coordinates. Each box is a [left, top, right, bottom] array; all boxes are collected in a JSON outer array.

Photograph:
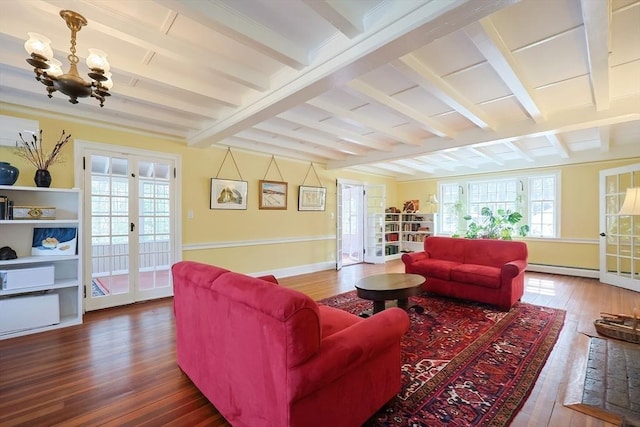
[[24, 10, 113, 107]]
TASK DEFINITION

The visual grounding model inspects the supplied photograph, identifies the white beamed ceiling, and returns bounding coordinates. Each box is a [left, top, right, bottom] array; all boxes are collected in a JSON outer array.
[[0, 0, 638, 180]]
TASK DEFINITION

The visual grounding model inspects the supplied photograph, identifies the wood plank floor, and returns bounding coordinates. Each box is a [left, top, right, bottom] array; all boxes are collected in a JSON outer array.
[[1, 259, 638, 427]]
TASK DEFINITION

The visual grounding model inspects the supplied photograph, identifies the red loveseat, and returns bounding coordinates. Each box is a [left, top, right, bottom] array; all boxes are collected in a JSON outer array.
[[172, 261, 410, 427], [401, 236, 528, 311]]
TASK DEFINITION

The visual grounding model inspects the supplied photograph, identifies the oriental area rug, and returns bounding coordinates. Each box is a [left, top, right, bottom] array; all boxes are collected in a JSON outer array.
[[320, 291, 566, 427]]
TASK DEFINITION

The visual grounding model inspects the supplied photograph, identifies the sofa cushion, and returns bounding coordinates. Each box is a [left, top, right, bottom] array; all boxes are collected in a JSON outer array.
[[424, 237, 468, 262], [318, 304, 362, 339], [451, 264, 502, 289], [464, 239, 528, 267], [411, 259, 461, 281]]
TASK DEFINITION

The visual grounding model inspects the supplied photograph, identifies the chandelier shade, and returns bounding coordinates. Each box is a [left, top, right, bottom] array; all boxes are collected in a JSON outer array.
[[24, 10, 113, 107]]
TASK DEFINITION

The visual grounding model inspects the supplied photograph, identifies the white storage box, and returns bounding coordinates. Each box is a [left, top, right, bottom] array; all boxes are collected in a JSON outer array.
[[0, 265, 55, 290], [0, 293, 60, 334]]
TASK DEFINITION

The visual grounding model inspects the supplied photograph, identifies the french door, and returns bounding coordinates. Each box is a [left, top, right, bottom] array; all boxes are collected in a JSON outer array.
[[78, 145, 180, 311], [336, 179, 385, 270], [599, 163, 640, 292]]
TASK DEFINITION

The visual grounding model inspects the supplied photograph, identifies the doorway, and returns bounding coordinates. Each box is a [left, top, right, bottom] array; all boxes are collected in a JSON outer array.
[[336, 179, 385, 270], [340, 183, 364, 266], [77, 143, 181, 311], [599, 163, 640, 292]]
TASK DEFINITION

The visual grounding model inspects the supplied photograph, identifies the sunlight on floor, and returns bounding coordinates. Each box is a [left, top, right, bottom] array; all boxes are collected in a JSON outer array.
[[526, 277, 557, 296]]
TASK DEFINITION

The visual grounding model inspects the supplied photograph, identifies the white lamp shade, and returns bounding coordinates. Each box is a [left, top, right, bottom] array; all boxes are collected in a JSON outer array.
[[24, 32, 53, 60], [618, 187, 640, 215], [86, 48, 110, 72], [427, 194, 439, 203], [101, 72, 114, 90], [45, 58, 63, 77]]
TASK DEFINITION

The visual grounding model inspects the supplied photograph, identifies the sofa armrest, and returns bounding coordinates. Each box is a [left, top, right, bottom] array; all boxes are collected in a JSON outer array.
[[288, 307, 409, 400], [502, 259, 527, 279], [256, 274, 279, 284], [401, 251, 428, 265]]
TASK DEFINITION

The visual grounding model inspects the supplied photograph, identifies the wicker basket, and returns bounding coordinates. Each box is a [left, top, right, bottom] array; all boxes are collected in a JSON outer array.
[[594, 314, 639, 345]]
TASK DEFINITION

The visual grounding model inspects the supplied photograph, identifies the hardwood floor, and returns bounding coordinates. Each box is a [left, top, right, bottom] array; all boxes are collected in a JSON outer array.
[[1, 259, 638, 427]]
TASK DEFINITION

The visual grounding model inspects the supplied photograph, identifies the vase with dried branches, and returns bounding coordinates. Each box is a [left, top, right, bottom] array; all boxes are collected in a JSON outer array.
[[14, 129, 72, 187]]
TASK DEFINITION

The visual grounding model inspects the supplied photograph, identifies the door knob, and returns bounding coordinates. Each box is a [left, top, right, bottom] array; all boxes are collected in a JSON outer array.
[[599, 232, 606, 237]]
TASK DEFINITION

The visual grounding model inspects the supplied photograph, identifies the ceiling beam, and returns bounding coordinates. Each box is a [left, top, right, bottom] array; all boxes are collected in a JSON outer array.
[[302, 0, 363, 39], [327, 95, 640, 168], [465, 17, 545, 122], [504, 141, 535, 162], [278, 111, 394, 151], [186, 0, 517, 147], [307, 98, 422, 146], [233, 129, 346, 160], [393, 54, 497, 129], [224, 137, 325, 162], [580, 0, 611, 111], [253, 121, 369, 156], [467, 147, 505, 165], [346, 79, 455, 138], [155, 0, 309, 70], [545, 134, 570, 158]]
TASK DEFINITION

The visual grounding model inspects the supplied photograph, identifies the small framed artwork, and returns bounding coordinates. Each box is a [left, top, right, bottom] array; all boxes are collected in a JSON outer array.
[[211, 178, 248, 210], [259, 180, 288, 210], [298, 185, 326, 211], [32, 227, 77, 256]]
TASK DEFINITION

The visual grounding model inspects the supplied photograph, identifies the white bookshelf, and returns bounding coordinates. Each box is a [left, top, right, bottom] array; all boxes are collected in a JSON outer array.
[[401, 213, 436, 253], [0, 185, 83, 339]]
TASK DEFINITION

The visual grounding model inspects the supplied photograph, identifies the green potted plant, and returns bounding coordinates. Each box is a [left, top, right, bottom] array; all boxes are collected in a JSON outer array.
[[457, 207, 529, 240]]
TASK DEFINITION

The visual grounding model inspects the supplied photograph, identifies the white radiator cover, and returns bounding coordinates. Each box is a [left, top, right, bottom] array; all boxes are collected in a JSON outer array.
[[0, 293, 60, 334]]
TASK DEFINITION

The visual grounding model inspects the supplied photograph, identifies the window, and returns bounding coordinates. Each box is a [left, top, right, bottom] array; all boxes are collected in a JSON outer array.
[[438, 173, 558, 238]]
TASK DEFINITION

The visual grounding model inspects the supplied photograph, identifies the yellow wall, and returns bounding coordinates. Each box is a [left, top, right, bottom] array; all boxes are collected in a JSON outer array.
[[0, 105, 396, 274], [4, 104, 637, 274], [397, 159, 640, 270]]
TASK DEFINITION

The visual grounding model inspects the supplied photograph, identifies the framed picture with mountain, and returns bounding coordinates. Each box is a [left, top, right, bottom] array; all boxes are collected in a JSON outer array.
[[210, 178, 248, 210]]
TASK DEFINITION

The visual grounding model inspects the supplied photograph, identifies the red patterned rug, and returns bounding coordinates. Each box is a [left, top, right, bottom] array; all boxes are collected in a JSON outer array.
[[319, 291, 566, 427]]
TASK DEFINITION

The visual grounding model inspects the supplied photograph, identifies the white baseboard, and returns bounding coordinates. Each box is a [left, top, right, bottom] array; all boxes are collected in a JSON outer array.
[[527, 264, 599, 278], [250, 261, 336, 279]]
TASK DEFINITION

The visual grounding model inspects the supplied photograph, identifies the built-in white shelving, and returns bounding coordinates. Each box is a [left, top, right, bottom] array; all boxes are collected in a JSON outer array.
[[0, 185, 83, 339]]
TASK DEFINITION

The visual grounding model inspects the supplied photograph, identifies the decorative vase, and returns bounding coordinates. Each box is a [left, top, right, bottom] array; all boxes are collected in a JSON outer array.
[[0, 162, 19, 185], [34, 169, 52, 188]]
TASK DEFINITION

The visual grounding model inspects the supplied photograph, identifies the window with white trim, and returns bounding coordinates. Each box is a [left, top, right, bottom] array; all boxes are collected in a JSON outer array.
[[437, 173, 559, 238]]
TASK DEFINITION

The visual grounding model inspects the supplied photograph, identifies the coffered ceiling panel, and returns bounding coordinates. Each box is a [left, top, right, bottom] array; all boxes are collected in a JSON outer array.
[[0, 0, 638, 181]]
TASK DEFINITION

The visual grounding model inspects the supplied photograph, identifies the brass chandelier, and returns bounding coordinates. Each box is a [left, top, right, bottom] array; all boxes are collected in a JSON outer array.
[[24, 10, 113, 107]]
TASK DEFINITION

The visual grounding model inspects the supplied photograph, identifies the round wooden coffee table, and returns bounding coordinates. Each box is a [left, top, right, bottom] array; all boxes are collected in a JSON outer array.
[[355, 273, 425, 316]]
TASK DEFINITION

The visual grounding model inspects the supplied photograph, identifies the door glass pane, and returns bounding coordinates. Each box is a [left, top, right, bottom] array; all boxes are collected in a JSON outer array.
[[138, 161, 172, 291], [90, 155, 130, 298]]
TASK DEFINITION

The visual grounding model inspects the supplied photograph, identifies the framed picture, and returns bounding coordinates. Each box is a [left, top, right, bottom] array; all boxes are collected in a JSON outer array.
[[259, 180, 288, 210], [32, 227, 77, 256], [210, 178, 248, 210], [298, 185, 326, 211]]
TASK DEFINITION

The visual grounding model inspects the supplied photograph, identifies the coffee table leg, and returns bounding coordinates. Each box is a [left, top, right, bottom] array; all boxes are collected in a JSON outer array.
[[397, 298, 408, 310], [373, 300, 386, 314]]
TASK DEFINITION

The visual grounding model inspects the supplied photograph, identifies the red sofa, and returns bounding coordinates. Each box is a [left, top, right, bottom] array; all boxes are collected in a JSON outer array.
[[401, 236, 528, 310], [172, 261, 410, 427]]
